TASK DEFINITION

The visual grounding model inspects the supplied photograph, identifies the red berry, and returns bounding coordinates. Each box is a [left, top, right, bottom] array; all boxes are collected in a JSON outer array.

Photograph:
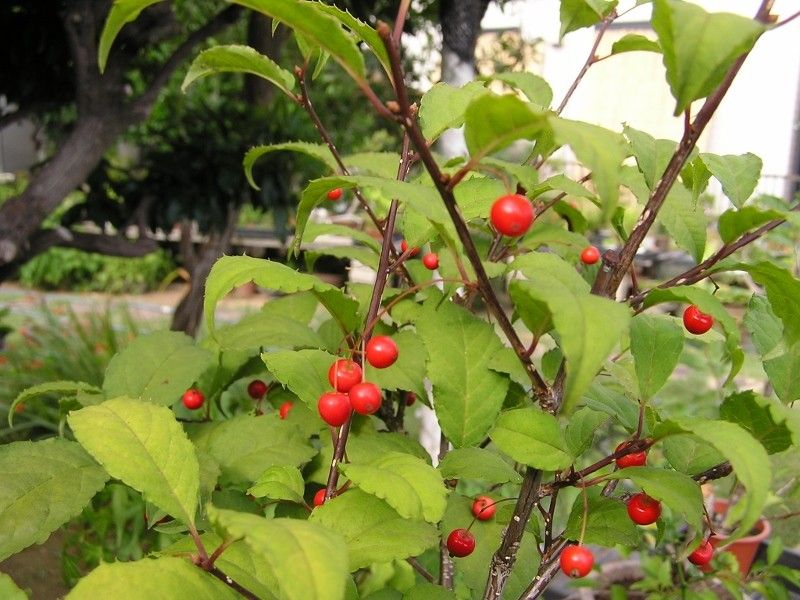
[[422, 253, 439, 270], [365, 336, 398, 369], [327, 188, 343, 201], [446, 528, 476, 558], [627, 493, 662, 525], [615, 441, 647, 468], [182, 388, 205, 410], [278, 401, 293, 420], [313, 489, 326, 507], [683, 305, 713, 335], [688, 539, 714, 566], [405, 391, 417, 406], [471, 496, 496, 520], [327, 359, 362, 393], [560, 545, 594, 578], [317, 392, 351, 427], [580, 245, 601, 265], [247, 379, 268, 399], [400, 240, 420, 257], [490, 194, 534, 237], [348, 382, 383, 415]]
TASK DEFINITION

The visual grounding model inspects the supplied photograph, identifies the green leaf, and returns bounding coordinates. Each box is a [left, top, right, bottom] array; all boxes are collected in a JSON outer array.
[[69, 398, 199, 526], [310, 489, 438, 570], [681, 155, 712, 201], [491, 408, 574, 470], [339, 452, 447, 523], [551, 117, 627, 216], [564, 492, 641, 546], [652, 0, 765, 115], [312, 4, 391, 76], [718, 206, 784, 243], [437, 448, 523, 484], [244, 142, 338, 189], [454, 176, 508, 221], [743, 294, 783, 356], [531, 174, 597, 201], [262, 348, 336, 411], [248, 466, 306, 505], [204, 256, 359, 337], [0, 573, 26, 600], [611, 34, 662, 56], [642, 286, 743, 381], [719, 391, 793, 454], [663, 435, 725, 476], [608, 466, 703, 531], [418, 81, 487, 141], [343, 152, 403, 179], [217, 313, 326, 352], [182, 45, 295, 97], [483, 72, 553, 107], [624, 126, 676, 190], [656, 183, 706, 262], [403, 584, 457, 600], [102, 331, 214, 406], [463, 94, 548, 162], [630, 314, 684, 399], [230, 0, 366, 81], [764, 342, 800, 404], [736, 262, 800, 346], [415, 300, 509, 447], [0, 439, 108, 562], [700, 153, 763, 207], [479, 157, 540, 192], [67, 556, 239, 599], [564, 407, 610, 457], [304, 222, 382, 254], [560, 0, 617, 39], [192, 415, 317, 483], [209, 507, 348, 600], [98, 0, 165, 72], [9, 380, 101, 425], [367, 330, 428, 399], [584, 382, 641, 432]]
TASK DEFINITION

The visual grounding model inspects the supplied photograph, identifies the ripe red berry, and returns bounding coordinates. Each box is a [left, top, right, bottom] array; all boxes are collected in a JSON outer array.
[[627, 492, 662, 525], [348, 382, 382, 415], [317, 392, 351, 427], [278, 401, 293, 420], [247, 379, 268, 399], [560, 545, 594, 578], [615, 441, 647, 468], [688, 539, 714, 566], [182, 388, 204, 410], [422, 253, 439, 270], [405, 391, 417, 406], [446, 528, 476, 558], [490, 194, 534, 237], [365, 336, 398, 369], [580, 245, 601, 265], [683, 305, 714, 335], [400, 240, 420, 257], [327, 188, 343, 201], [471, 496, 496, 520], [327, 359, 362, 393], [313, 489, 326, 507]]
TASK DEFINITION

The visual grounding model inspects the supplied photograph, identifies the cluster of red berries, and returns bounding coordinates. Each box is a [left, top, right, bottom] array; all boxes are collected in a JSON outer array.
[[445, 496, 498, 558], [318, 336, 399, 426], [400, 239, 438, 271], [181, 379, 296, 420]]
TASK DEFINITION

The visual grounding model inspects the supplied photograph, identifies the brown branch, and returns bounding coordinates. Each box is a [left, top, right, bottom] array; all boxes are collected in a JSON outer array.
[[407, 557, 435, 583], [27, 227, 159, 259], [693, 461, 732, 485], [207, 566, 260, 600]]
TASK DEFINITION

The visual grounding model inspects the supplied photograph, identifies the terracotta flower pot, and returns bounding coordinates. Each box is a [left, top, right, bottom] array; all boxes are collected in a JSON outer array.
[[701, 499, 772, 575]]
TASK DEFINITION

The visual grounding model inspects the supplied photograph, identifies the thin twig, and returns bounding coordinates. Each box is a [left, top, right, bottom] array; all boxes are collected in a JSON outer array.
[[208, 566, 260, 600], [407, 557, 436, 583]]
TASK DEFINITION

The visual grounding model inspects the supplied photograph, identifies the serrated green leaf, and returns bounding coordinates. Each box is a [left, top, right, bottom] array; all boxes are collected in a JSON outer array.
[[564, 492, 641, 546], [743, 294, 782, 357], [67, 556, 238, 599], [652, 0, 765, 115], [367, 330, 427, 399], [700, 152, 763, 207], [403, 584, 457, 600], [0, 439, 108, 562], [657, 183, 706, 262], [681, 155, 712, 201], [204, 256, 359, 337], [217, 313, 325, 352], [764, 341, 800, 404], [312, 4, 390, 76], [248, 466, 306, 504], [464, 94, 548, 162], [437, 447, 522, 484], [343, 152, 403, 179], [719, 391, 793, 454], [230, 0, 366, 81], [244, 142, 338, 190], [630, 313, 684, 399], [0, 573, 26, 600], [663, 434, 725, 476], [102, 331, 214, 406], [310, 489, 438, 570], [192, 415, 317, 484], [415, 300, 509, 447], [479, 157, 540, 192], [736, 262, 800, 346], [624, 126, 676, 190], [9, 380, 100, 425], [454, 176, 508, 221], [531, 174, 597, 201], [419, 81, 488, 141], [583, 382, 640, 431], [262, 348, 336, 411], [717, 206, 784, 244], [564, 407, 610, 457], [483, 72, 553, 107], [182, 44, 294, 97], [491, 408, 574, 470], [69, 398, 199, 526], [560, 0, 617, 38], [98, 0, 165, 72], [609, 466, 703, 531], [339, 452, 447, 523], [611, 33, 661, 56]]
